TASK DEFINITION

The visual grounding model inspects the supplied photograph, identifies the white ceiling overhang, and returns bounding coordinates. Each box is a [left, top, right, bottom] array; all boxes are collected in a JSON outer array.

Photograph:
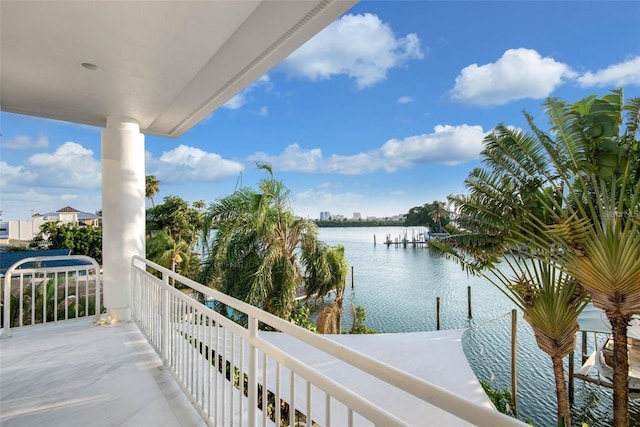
[[1, 0, 357, 137]]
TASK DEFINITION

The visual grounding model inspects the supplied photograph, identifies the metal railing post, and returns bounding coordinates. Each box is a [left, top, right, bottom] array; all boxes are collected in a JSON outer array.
[[248, 315, 258, 425], [161, 272, 170, 363], [2, 274, 11, 338]]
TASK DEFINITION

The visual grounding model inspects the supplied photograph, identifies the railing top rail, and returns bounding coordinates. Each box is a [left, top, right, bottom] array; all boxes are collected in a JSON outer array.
[[3, 255, 100, 275], [132, 255, 525, 426]]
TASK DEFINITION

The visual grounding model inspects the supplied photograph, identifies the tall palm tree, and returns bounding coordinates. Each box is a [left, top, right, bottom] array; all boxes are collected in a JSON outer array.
[[200, 163, 339, 320], [434, 90, 639, 426], [145, 175, 160, 208], [434, 173, 588, 426], [538, 92, 640, 427]]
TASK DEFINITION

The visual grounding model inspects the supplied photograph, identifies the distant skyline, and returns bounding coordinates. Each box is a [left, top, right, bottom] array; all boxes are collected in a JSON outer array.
[[2, 1, 639, 221]]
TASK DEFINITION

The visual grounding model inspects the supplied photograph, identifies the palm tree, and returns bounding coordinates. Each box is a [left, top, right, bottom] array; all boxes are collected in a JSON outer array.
[[436, 90, 639, 426], [200, 163, 339, 320], [147, 228, 190, 285], [302, 244, 348, 333], [429, 201, 449, 233], [434, 174, 588, 425], [145, 175, 160, 208], [538, 92, 640, 427]]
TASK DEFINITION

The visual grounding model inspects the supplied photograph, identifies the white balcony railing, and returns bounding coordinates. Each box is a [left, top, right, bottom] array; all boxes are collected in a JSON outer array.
[[1, 255, 102, 337], [132, 256, 525, 427]]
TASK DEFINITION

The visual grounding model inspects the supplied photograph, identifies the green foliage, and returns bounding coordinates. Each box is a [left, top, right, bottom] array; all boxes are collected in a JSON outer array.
[[146, 195, 204, 247], [404, 200, 450, 231], [349, 304, 376, 334], [145, 196, 204, 281], [200, 163, 342, 320], [30, 222, 102, 263], [288, 304, 317, 332], [479, 380, 518, 418]]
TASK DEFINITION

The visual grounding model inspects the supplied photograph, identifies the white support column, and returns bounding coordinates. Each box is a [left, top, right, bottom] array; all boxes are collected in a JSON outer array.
[[101, 116, 145, 321]]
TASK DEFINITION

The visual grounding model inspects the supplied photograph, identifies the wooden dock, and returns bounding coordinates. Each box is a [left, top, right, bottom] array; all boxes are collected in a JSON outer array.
[[378, 230, 449, 247]]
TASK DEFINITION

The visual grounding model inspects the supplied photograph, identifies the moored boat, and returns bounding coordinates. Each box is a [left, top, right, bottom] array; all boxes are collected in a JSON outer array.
[[576, 305, 640, 398]]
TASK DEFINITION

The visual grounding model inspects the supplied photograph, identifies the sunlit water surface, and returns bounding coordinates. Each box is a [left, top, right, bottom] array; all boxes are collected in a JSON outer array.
[[318, 227, 640, 427]]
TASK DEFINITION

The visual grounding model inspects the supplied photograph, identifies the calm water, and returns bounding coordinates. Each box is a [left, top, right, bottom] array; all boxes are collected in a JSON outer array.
[[318, 226, 640, 427]]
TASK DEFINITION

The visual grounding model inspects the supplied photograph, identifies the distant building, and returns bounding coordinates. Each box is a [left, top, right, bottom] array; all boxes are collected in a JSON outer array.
[[319, 211, 331, 221], [42, 206, 102, 227], [0, 206, 101, 246], [352, 212, 362, 220]]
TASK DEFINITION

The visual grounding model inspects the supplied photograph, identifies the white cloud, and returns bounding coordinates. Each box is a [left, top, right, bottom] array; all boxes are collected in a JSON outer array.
[[450, 48, 576, 106], [381, 124, 487, 168], [1, 135, 49, 150], [0, 161, 37, 186], [296, 185, 363, 204], [250, 144, 323, 173], [248, 124, 487, 175], [257, 106, 269, 117], [397, 96, 414, 104], [223, 75, 271, 110], [27, 142, 101, 188], [577, 56, 640, 88], [282, 13, 423, 89], [151, 144, 244, 183]]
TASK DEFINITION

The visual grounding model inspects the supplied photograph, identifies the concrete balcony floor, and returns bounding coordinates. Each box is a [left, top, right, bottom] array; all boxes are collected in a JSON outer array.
[[1, 319, 495, 426], [0, 320, 204, 427]]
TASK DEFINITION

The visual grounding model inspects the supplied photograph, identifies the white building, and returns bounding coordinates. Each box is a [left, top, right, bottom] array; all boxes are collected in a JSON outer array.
[[0, 207, 101, 246]]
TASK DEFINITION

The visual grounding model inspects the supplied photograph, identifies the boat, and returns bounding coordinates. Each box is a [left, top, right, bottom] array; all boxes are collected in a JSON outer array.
[[575, 304, 640, 398]]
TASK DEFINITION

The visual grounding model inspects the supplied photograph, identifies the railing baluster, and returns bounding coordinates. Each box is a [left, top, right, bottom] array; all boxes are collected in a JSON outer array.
[[230, 333, 235, 426], [19, 275, 24, 327], [275, 362, 281, 427], [214, 316, 220, 424], [53, 271, 58, 322], [221, 326, 227, 427], [248, 315, 258, 426], [239, 335, 245, 425], [262, 352, 268, 427], [30, 275, 35, 326], [306, 381, 312, 427], [290, 370, 295, 427], [206, 315, 217, 418], [64, 271, 69, 320], [326, 393, 331, 427]]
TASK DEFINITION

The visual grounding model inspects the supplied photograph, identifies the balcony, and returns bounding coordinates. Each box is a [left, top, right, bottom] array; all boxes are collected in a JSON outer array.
[[1, 255, 525, 426]]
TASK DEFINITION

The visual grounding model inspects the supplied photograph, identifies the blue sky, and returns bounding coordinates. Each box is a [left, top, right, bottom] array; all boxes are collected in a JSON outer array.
[[2, 1, 639, 221]]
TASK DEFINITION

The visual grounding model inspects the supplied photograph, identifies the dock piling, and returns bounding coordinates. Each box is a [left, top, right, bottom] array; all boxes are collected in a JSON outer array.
[[436, 297, 441, 330], [511, 309, 518, 416]]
